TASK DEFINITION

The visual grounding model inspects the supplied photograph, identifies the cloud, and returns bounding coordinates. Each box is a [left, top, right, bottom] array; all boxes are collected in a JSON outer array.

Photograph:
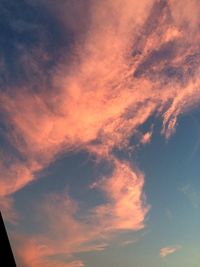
[[120, 239, 136, 246], [140, 129, 153, 144], [169, 0, 200, 31], [11, 195, 93, 267], [92, 159, 149, 231], [0, 197, 18, 224], [1, 0, 200, 198], [160, 245, 181, 257], [12, 159, 148, 266], [1, 0, 200, 266], [12, 234, 85, 267], [180, 184, 200, 208]]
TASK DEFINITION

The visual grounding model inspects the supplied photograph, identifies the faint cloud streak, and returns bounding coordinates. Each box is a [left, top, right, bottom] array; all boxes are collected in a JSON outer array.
[[160, 245, 181, 257]]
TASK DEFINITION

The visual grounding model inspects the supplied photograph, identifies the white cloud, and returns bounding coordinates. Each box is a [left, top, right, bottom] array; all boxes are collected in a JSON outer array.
[[160, 245, 181, 257]]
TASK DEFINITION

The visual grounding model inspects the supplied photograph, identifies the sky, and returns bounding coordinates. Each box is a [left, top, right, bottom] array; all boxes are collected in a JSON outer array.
[[0, 0, 200, 266]]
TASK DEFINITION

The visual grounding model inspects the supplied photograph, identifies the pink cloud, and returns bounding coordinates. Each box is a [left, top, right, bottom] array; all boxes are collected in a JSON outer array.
[[12, 159, 149, 266], [13, 235, 85, 267], [93, 159, 149, 231], [2, 0, 200, 200], [140, 130, 153, 144], [1, 1, 200, 266]]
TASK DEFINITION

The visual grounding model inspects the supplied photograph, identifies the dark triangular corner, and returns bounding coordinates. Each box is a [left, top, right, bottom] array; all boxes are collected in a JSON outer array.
[[0, 212, 17, 267]]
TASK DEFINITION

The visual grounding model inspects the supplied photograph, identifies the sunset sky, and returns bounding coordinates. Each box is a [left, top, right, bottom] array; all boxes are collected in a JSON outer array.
[[0, 0, 200, 266]]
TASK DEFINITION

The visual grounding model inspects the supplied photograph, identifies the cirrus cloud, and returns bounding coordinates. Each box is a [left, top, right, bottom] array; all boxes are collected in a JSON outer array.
[[1, 0, 200, 266]]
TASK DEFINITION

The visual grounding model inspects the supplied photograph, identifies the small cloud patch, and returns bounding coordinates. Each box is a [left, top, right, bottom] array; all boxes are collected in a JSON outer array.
[[160, 245, 181, 257]]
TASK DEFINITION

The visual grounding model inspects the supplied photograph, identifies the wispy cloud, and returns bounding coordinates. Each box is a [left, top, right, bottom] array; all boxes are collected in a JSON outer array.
[[180, 184, 200, 208], [1, 0, 200, 266], [160, 245, 181, 257], [12, 158, 149, 266], [1, 0, 200, 200], [92, 159, 149, 231], [0, 197, 18, 224]]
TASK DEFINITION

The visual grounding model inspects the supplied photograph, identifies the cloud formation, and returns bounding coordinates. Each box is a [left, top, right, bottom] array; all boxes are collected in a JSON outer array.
[[160, 245, 181, 257], [12, 159, 148, 266], [1, 0, 200, 266], [2, 0, 200, 198]]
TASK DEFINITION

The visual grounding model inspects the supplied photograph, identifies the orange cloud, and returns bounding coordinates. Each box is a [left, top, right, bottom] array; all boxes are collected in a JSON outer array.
[[12, 159, 149, 266], [2, 0, 200, 198], [1, 0, 200, 266], [11, 197, 89, 267], [169, 0, 200, 31], [93, 159, 149, 231], [13, 235, 85, 267], [1, 0, 200, 200], [140, 129, 153, 144]]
